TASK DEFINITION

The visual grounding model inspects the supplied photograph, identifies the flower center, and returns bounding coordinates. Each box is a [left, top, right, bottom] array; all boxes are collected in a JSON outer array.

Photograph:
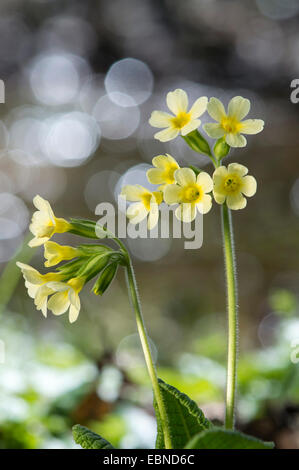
[[223, 174, 241, 193], [221, 116, 242, 134], [171, 111, 191, 130], [141, 193, 153, 211], [163, 163, 178, 184], [182, 184, 202, 203]]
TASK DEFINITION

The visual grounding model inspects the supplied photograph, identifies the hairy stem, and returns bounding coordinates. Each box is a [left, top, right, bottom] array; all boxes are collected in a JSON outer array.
[[125, 256, 172, 449], [221, 203, 238, 429]]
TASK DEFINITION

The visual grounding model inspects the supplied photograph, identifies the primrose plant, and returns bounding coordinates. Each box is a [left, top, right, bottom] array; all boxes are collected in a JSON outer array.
[[17, 90, 274, 450]]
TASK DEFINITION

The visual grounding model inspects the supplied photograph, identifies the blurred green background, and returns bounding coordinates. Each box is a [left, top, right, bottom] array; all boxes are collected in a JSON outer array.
[[0, 0, 299, 449]]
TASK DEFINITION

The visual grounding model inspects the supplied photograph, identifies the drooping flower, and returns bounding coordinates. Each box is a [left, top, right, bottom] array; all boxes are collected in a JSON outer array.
[[146, 154, 180, 191], [149, 89, 208, 142], [164, 168, 213, 222], [44, 241, 80, 267], [47, 277, 85, 323], [212, 163, 257, 210], [204, 96, 264, 148], [16, 262, 63, 316], [29, 195, 71, 247], [121, 185, 163, 229]]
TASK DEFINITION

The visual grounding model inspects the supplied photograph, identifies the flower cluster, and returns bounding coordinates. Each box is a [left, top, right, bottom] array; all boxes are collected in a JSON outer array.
[[18, 196, 124, 322], [121, 89, 262, 226]]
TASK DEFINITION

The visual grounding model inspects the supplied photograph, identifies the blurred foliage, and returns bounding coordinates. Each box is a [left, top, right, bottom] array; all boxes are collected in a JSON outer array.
[[0, 0, 299, 450]]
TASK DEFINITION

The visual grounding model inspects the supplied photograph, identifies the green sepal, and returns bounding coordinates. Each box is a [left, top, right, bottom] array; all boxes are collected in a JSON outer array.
[[182, 130, 212, 156], [78, 244, 113, 256], [185, 427, 274, 449], [56, 257, 88, 276], [154, 379, 211, 449], [76, 253, 112, 283], [69, 218, 99, 239], [189, 165, 201, 176], [213, 137, 230, 160], [92, 261, 119, 296], [72, 424, 114, 449]]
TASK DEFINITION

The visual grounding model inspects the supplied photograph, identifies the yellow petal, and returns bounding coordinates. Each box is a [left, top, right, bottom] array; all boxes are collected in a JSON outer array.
[[181, 119, 201, 136], [28, 236, 50, 247], [175, 203, 197, 222], [69, 303, 80, 323], [196, 172, 213, 193], [127, 202, 148, 224], [147, 205, 159, 230], [226, 193, 247, 210], [121, 185, 144, 201], [149, 111, 173, 128], [213, 190, 226, 205], [164, 184, 182, 204], [47, 291, 70, 315], [207, 97, 226, 122], [225, 133, 247, 148], [154, 127, 179, 142], [147, 168, 165, 184], [228, 96, 250, 120], [203, 123, 225, 139], [189, 96, 208, 118], [213, 166, 228, 192], [227, 163, 248, 177], [241, 119, 264, 135], [166, 89, 188, 114], [196, 194, 212, 214], [174, 168, 196, 187], [241, 175, 257, 197]]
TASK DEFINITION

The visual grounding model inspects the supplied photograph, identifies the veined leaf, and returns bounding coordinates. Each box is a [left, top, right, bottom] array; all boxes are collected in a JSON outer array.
[[154, 379, 211, 449], [185, 427, 274, 449], [72, 424, 114, 449]]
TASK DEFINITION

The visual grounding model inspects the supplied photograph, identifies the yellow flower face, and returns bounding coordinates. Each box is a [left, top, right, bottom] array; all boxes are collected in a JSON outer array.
[[147, 154, 180, 190], [44, 241, 80, 267], [204, 96, 264, 148], [47, 277, 85, 323], [213, 163, 257, 210], [121, 184, 162, 230], [29, 195, 71, 247], [149, 89, 208, 142], [164, 168, 213, 222], [16, 262, 63, 317]]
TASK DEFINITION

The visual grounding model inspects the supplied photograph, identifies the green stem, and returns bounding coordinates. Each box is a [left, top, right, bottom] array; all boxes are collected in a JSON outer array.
[[221, 203, 238, 430], [125, 256, 172, 449]]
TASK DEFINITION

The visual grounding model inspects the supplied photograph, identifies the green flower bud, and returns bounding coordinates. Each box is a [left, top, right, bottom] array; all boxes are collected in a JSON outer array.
[[213, 137, 230, 160], [92, 262, 118, 296], [182, 130, 212, 156]]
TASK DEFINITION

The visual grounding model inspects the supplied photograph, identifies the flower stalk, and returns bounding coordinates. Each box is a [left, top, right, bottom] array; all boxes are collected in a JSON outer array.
[[123, 251, 172, 449], [221, 202, 238, 429]]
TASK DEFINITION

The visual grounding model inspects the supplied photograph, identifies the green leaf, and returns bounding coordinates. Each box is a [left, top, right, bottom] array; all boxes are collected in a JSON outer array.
[[182, 130, 212, 156], [185, 427, 274, 449], [154, 379, 211, 449], [72, 424, 114, 449], [213, 137, 230, 160]]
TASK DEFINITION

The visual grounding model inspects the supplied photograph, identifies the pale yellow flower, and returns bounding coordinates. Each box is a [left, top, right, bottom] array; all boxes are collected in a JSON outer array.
[[149, 89, 208, 142], [29, 195, 71, 247], [44, 241, 80, 268], [204, 96, 264, 148], [146, 154, 180, 191], [164, 168, 213, 222], [16, 262, 63, 317], [213, 163, 257, 210], [121, 185, 163, 230], [47, 277, 85, 323]]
